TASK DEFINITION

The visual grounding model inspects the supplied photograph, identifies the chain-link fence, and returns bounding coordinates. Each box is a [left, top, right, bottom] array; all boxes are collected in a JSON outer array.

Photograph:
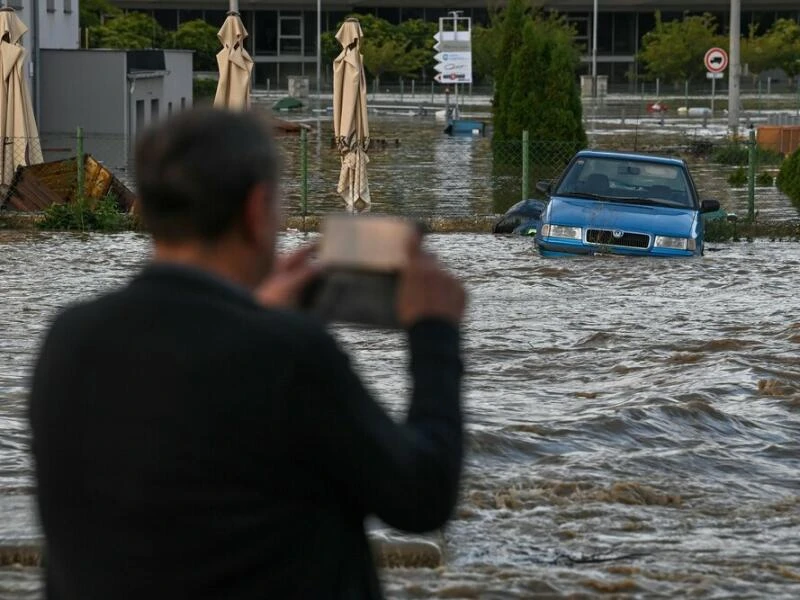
[[2, 124, 799, 223]]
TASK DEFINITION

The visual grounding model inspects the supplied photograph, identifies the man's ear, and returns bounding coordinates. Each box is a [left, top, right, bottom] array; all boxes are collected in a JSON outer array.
[[241, 182, 274, 245]]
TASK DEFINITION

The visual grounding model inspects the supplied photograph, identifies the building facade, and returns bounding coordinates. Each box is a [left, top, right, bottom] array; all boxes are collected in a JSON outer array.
[[5, 0, 80, 121], [111, 1, 800, 88]]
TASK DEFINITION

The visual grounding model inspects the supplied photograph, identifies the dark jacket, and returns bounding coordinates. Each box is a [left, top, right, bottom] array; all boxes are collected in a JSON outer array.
[[29, 264, 463, 600]]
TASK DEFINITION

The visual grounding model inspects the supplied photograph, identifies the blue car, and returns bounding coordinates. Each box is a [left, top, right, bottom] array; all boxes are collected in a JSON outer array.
[[534, 150, 720, 257]]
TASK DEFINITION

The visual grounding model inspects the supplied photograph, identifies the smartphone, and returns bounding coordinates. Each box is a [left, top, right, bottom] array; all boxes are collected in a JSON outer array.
[[300, 215, 420, 328]]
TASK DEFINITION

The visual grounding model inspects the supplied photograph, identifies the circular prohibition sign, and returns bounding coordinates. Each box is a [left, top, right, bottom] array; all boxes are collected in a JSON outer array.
[[704, 47, 729, 73]]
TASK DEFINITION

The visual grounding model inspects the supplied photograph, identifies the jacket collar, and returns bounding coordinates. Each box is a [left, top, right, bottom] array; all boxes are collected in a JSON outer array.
[[134, 262, 260, 309]]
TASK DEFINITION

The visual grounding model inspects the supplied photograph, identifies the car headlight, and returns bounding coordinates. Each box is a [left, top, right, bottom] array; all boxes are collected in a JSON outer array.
[[541, 224, 582, 240], [654, 236, 696, 251]]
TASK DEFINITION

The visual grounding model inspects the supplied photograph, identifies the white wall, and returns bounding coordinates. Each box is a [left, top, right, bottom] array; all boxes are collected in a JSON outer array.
[[163, 50, 193, 116], [12, 0, 79, 50]]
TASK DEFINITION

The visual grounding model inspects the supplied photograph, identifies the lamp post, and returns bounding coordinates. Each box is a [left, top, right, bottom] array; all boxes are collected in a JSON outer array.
[[316, 0, 321, 108], [728, 0, 741, 135], [228, 0, 237, 13], [591, 0, 598, 98]]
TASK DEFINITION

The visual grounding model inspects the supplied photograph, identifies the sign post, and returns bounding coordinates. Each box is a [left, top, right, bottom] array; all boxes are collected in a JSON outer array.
[[434, 12, 472, 120], [704, 47, 728, 116]]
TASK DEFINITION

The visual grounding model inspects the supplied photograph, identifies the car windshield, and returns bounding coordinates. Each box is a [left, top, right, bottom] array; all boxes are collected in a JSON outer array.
[[554, 156, 695, 208]]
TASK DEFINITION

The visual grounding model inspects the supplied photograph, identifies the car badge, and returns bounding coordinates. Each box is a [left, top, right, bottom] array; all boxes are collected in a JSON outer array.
[[612, 230, 624, 239]]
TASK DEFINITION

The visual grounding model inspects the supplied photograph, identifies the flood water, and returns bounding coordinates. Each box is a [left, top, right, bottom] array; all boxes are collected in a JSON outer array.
[[2, 230, 800, 598]]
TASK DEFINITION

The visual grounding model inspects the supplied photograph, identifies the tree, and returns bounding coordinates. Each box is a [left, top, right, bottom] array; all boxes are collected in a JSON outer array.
[[92, 12, 167, 49], [175, 19, 220, 71], [321, 14, 434, 85], [492, 0, 531, 142], [762, 19, 800, 82], [500, 14, 586, 145], [471, 25, 500, 84], [638, 12, 726, 84]]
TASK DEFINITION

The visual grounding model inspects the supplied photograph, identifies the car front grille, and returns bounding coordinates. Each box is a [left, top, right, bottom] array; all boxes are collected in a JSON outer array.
[[586, 229, 650, 248]]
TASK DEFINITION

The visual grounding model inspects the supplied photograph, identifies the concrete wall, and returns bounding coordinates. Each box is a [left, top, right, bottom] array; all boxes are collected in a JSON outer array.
[[13, 0, 79, 49], [163, 50, 194, 117], [40, 50, 128, 135]]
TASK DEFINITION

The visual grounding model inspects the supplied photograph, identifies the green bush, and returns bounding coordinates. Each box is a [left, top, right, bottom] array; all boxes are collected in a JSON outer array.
[[193, 78, 217, 99], [39, 194, 129, 232], [777, 148, 800, 206], [728, 167, 747, 187], [705, 217, 739, 242], [492, 1, 586, 150], [711, 143, 784, 166], [756, 171, 774, 186]]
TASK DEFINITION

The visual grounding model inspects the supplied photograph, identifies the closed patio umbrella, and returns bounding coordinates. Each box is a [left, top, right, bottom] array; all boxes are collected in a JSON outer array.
[[333, 18, 370, 212], [0, 7, 42, 186], [214, 7, 253, 111]]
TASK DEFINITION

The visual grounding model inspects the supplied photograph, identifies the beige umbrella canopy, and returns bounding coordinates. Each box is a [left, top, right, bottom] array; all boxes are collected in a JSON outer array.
[[0, 7, 42, 186], [333, 18, 370, 212], [214, 10, 254, 111]]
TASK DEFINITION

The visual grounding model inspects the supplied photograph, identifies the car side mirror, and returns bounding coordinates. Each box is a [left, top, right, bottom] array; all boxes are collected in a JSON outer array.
[[536, 180, 551, 195], [700, 199, 720, 213]]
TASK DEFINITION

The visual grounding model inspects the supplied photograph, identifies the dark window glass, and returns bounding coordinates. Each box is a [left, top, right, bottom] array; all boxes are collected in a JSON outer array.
[[750, 12, 776, 35], [280, 38, 302, 55], [568, 15, 589, 40], [376, 8, 400, 25], [280, 17, 302, 37], [326, 11, 349, 32], [280, 10, 301, 18], [304, 11, 317, 55], [472, 8, 489, 26], [426, 9, 446, 23], [402, 8, 424, 21], [204, 10, 227, 28], [178, 10, 203, 25], [153, 10, 177, 30], [660, 12, 682, 23], [638, 12, 655, 45], [255, 63, 279, 89], [255, 11, 278, 55], [596, 12, 612, 52], [613, 13, 635, 54]]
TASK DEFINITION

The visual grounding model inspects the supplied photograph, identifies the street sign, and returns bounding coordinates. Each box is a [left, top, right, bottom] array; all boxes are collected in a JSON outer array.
[[706, 72, 724, 79], [433, 52, 472, 83], [434, 16, 472, 84], [704, 47, 728, 73]]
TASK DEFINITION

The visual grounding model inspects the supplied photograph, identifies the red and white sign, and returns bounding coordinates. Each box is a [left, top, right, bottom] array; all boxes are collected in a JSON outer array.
[[704, 47, 728, 73]]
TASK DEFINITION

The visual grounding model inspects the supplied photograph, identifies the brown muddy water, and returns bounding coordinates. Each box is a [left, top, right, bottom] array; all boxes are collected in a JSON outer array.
[[2, 231, 800, 598]]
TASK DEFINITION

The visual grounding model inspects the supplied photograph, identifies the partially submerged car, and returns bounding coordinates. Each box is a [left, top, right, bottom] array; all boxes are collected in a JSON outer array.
[[534, 150, 720, 257]]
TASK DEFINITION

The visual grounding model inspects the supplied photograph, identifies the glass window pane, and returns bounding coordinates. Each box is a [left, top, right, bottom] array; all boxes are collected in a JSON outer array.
[[255, 11, 278, 55], [613, 13, 635, 54], [153, 9, 178, 30], [280, 38, 302, 55], [204, 10, 227, 28], [304, 11, 317, 55], [281, 18, 301, 37], [178, 10, 203, 25]]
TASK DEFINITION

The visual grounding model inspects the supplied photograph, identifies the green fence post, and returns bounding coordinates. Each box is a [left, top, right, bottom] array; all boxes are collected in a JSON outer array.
[[522, 130, 529, 201], [300, 127, 308, 233], [76, 126, 84, 201], [747, 128, 756, 222]]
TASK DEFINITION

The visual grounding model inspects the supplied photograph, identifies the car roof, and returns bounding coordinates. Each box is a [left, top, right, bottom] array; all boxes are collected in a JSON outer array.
[[575, 150, 686, 167]]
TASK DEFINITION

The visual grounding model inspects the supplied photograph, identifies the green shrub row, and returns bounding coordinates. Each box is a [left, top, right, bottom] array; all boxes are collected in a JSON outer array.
[[777, 148, 800, 207], [39, 194, 131, 232]]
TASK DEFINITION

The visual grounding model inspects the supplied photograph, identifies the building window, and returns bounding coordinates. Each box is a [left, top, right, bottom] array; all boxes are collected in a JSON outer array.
[[151, 99, 159, 122], [168, 102, 173, 116], [135, 100, 145, 135], [255, 11, 278, 55], [47, 0, 55, 13], [64, 0, 72, 14], [303, 11, 317, 55], [279, 15, 302, 56], [181, 97, 186, 110]]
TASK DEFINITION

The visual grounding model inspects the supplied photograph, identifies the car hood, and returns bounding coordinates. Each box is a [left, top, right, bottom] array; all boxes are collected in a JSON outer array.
[[546, 197, 698, 237]]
